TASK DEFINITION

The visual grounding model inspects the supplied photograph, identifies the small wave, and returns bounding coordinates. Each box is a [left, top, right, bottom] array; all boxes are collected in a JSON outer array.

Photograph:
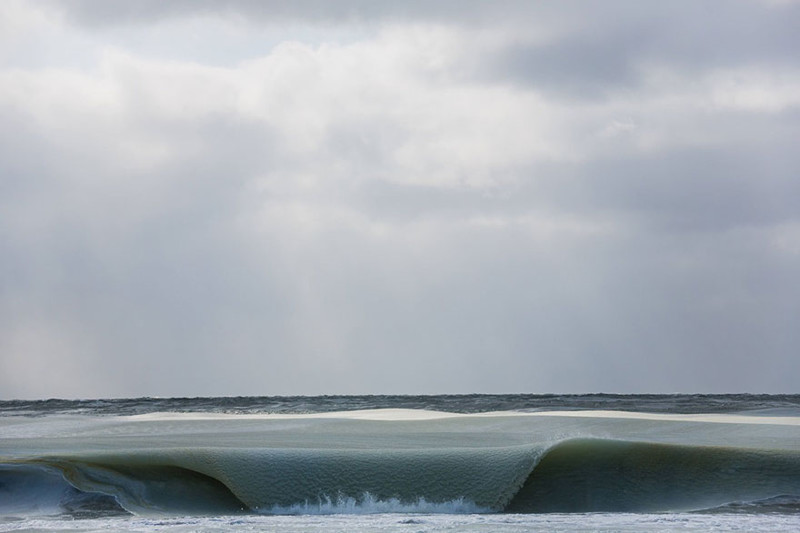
[[695, 494, 800, 515]]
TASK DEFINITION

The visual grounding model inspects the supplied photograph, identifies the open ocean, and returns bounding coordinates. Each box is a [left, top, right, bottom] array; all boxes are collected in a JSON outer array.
[[2, 394, 800, 532]]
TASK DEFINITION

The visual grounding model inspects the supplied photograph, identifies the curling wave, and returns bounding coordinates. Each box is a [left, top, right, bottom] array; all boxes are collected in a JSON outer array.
[[507, 439, 800, 512], [3, 439, 800, 516], [0, 464, 127, 518]]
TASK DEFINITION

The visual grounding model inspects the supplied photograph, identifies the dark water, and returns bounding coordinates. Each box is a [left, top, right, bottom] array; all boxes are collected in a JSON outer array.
[[3, 393, 800, 417]]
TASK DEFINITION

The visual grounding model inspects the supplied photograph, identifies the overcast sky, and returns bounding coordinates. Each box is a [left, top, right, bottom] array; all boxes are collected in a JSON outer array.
[[1, 1, 799, 399]]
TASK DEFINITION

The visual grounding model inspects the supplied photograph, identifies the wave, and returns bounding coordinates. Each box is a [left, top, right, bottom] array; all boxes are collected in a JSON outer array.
[[695, 494, 800, 514], [0, 464, 127, 518], [507, 439, 800, 513], [13, 445, 539, 515], [3, 438, 800, 517]]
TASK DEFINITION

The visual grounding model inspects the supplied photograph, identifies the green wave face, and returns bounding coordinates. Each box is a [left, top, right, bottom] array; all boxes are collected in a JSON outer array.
[[507, 439, 800, 513], [20, 445, 541, 514], [4, 441, 799, 515], [2, 411, 800, 516], [51, 461, 249, 515]]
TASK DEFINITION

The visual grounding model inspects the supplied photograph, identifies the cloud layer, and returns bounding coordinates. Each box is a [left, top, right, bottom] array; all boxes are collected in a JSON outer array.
[[1, 1, 799, 398]]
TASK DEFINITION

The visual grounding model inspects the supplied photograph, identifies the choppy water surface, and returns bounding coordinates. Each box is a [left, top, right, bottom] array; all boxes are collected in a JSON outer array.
[[4, 511, 800, 533], [3, 393, 800, 417]]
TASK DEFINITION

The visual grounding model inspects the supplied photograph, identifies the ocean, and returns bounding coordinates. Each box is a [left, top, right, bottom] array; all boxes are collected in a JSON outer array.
[[1, 394, 799, 532]]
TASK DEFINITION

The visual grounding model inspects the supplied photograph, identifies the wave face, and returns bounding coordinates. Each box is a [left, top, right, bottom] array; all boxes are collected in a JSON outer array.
[[5, 441, 799, 516], [507, 439, 800, 513], [2, 408, 800, 517], [4, 446, 539, 515]]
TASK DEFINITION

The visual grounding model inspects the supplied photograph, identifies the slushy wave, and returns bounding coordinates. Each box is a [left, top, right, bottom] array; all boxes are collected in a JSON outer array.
[[3, 438, 800, 516], [508, 439, 800, 512], [10, 445, 539, 515]]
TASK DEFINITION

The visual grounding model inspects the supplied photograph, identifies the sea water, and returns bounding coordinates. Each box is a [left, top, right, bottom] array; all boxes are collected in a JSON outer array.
[[1, 394, 799, 532]]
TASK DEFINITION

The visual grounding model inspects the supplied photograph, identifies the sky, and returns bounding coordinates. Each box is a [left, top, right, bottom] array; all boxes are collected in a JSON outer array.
[[1, 1, 799, 399]]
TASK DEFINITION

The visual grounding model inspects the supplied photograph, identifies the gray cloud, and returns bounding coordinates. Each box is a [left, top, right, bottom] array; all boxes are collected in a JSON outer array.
[[1, 1, 799, 398], [475, 2, 800, 99], [50, 0, 567, 27]]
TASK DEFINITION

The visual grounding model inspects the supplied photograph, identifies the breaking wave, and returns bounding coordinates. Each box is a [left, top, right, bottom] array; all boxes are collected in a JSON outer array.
[[507, 439, 800, 512], [3, 439, 800, 516]]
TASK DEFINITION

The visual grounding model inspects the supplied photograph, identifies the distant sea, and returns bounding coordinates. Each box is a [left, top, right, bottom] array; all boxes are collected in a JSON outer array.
[[2, 394, 799, 532]]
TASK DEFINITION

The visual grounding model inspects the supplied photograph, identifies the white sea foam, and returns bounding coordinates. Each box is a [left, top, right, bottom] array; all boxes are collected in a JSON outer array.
[[4, 512, 800, 533], [125, 408, 800, 425], [258, 492, 489, 515], [126, 408, 463, 422]]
